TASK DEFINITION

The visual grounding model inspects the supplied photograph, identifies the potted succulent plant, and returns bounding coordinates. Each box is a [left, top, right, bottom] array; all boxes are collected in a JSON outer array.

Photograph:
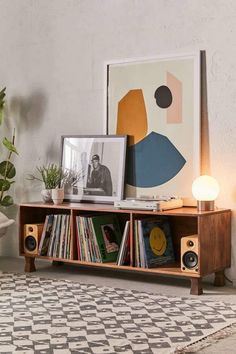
[[28, 163, 67, 203]]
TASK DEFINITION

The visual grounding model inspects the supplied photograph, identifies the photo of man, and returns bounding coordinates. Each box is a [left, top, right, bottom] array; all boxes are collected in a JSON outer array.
[[102, 224, 119, 253], [87, 154, 113, 196], [61, 135, 126, 203]]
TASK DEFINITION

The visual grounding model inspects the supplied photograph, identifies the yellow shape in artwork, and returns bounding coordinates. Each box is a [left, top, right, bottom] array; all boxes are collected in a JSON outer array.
[[149, 227, 167, 256], [116, 89, 148, 146]]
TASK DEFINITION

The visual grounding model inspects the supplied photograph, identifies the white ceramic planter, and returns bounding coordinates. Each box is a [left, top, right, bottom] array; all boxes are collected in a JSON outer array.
[[51, 188, 64, 205], [41, 189, 52, 203]]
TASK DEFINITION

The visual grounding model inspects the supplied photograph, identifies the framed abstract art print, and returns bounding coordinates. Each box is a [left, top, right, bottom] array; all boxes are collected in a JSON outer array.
[[106, 52, 200, 198]]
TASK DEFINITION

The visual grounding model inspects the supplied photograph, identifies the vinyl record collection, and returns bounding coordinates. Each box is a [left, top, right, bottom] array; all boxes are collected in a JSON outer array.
[[38, 214, 72, 259], [134, 217, 175, 268], [75, 214, 123, 263], [37, 214, 175, 268]]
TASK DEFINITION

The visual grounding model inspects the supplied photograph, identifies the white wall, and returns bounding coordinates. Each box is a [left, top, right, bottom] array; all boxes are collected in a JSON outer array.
[[0, 0, 236, 282]]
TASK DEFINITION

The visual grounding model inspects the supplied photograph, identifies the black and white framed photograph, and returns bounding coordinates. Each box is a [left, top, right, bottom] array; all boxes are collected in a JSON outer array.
[[61, 135, 127, 203]]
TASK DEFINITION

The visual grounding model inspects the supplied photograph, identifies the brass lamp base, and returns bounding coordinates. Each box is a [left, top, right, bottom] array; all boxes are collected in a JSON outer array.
[[197, 200, 215, 211]]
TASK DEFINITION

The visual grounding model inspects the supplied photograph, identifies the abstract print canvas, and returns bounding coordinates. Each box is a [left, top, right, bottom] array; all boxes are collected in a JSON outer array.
[[107, 53, 200, 198]]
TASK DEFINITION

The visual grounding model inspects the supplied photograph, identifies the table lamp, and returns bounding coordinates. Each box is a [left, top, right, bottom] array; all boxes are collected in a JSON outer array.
[[192, 175, 220, 211]]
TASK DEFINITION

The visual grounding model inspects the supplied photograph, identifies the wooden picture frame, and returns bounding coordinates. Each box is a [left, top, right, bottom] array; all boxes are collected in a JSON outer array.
[[61, 135, 127, 203]]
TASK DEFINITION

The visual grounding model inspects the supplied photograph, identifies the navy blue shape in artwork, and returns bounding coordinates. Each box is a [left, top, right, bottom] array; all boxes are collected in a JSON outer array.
[[126, 131, 186, 188]]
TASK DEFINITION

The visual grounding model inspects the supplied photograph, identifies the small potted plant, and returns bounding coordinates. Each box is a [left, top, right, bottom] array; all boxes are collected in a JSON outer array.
[[28, 163, 67, 203]]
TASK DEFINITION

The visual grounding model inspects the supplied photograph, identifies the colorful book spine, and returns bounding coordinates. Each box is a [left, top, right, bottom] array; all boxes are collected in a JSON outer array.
[[53, 215, 62, 258], [58, 214, 67, 259], [39, 215, 54, 256], [38, 215, 49, 255], [47, 215, 58, 257], [117, 220, 130, 266], [88, 217, 101, 262]]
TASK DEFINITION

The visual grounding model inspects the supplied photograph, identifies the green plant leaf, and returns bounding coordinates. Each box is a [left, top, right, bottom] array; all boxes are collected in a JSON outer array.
[[0, 195, 13, 207], [0, 161, 16, 178], [0, 87, 6, 126], [0, 88, 16, 207], [0, 87, 6, 101], [0, 179, 11, 191], [3, 137, 18, 155]]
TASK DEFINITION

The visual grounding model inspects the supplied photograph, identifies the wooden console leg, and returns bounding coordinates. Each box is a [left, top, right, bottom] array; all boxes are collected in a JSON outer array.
[[214, 270, 225, 286], [190, 277, 203, 295], [25, 257, 36, 272]]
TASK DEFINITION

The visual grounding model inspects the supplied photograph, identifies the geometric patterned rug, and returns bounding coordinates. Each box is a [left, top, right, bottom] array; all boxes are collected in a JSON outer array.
[[0, 273, 236, 354]]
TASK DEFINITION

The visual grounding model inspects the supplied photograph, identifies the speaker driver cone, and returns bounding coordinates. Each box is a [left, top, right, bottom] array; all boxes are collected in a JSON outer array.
[[24, 235, 37, 252], [182, 251, 198, 269]]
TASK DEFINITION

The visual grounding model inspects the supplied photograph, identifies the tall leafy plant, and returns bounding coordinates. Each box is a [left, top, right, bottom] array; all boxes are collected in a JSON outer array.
[[0, 87, 18, 206]]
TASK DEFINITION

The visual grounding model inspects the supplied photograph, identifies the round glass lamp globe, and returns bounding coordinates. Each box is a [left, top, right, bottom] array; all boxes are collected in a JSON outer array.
[[192, 175, 220, 201]]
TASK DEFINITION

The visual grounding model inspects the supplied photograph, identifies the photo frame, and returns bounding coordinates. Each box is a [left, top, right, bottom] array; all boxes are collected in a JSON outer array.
[[61, 135, 127, 203], [106, 52, 200, 198]]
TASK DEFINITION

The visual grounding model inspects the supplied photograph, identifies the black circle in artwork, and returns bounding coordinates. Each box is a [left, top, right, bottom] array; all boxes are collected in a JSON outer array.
[[154, 85, 173, 108]]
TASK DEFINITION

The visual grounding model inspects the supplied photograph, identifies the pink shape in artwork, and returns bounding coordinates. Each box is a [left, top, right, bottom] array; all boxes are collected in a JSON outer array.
[[167, 72, 182, 124]]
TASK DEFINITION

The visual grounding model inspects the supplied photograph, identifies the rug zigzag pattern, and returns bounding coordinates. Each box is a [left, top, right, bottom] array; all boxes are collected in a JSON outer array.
[[0, 273, 236, 353]]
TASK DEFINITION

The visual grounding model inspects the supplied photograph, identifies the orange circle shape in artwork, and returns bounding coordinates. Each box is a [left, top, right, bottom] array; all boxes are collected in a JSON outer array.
[[116, 89, 148, 146]]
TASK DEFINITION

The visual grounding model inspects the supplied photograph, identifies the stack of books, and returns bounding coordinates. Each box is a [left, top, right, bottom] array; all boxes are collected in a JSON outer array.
[[75, 214, 123, 263], [38, 214, 72, 259], [134, 217, 175, 268]]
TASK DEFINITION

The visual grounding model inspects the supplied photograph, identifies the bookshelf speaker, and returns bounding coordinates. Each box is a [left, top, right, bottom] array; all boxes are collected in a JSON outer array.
[[181, 235, 199, 273], [24, 223, 44, 255]]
